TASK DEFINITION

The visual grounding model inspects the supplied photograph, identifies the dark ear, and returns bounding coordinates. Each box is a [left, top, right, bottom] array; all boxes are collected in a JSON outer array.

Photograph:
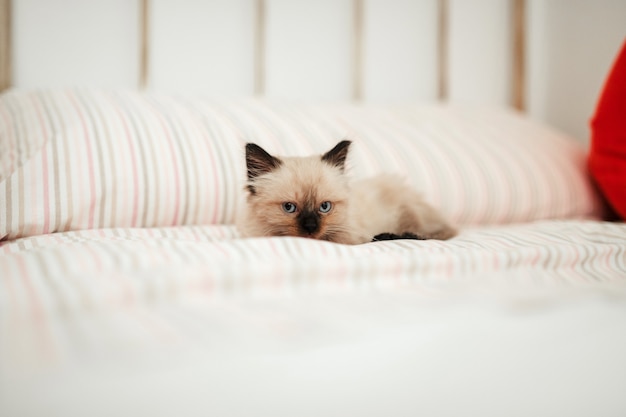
[[321, 140, 351, 171], [245, 143, 283, 180]]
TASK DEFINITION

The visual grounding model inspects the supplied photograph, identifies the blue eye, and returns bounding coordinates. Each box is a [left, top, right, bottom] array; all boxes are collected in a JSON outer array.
[[319, 201, 332, 213], [282, 202, 297, 213]]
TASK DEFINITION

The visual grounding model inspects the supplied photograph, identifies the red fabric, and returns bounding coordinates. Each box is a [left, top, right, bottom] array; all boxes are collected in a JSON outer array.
[[589, 39, 626, 220]]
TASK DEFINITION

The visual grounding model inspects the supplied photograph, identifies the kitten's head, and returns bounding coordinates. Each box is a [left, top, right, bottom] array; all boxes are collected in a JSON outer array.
[[243, 140, 352, 242]]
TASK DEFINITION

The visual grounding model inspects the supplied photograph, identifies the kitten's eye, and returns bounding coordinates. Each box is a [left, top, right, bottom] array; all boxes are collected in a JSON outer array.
[[282, 202, 297, 213], [319, 201, 332, 213]]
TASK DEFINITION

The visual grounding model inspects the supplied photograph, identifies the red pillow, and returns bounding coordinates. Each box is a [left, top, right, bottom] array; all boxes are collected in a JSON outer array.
[[589, 40, 626, 220]]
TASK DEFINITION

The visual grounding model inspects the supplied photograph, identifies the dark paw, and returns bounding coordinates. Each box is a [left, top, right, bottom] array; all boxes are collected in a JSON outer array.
[[372, 233, 398, 241], [372, 232, 426, 242]]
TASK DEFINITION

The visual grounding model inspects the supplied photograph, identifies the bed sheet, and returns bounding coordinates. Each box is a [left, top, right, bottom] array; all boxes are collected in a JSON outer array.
[[1, 219, 626, 417]]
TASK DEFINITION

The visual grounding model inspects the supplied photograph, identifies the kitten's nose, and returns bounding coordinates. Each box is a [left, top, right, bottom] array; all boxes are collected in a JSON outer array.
[[300, 213, 319, 234]]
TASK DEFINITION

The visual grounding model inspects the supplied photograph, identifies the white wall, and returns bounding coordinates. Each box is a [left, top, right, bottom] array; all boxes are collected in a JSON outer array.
[[528, 0, 626, 143], [448, 0, 512, 106], [363, 0, 438, 102], [149, 0, 256, 96], [13, 0, 139, 88], [10, 0, 626, 143]]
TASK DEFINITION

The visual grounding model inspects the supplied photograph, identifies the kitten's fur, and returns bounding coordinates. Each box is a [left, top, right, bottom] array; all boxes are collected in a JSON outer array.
[[236, 140, 456, 244]]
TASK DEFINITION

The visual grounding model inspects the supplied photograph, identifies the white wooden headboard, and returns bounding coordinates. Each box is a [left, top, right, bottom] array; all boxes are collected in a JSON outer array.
[[1, 0, 625, 142], [0, 0, 525, 105]]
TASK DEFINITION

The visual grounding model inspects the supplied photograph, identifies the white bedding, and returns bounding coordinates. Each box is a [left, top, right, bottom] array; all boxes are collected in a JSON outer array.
[[1, 89, 625, 416], [2, 220, 626, 417]]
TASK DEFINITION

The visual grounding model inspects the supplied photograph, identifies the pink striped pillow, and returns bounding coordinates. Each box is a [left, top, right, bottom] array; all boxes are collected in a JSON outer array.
[[0, 89, 605, 240]]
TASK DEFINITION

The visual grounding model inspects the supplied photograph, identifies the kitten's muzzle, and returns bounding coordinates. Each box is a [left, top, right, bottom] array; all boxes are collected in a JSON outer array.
[[298, 212, 320, 235]]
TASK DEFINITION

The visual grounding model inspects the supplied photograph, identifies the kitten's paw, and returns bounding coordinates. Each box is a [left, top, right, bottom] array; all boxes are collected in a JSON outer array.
[[372, 232, 427, 242], [372, 233, 398, 241]]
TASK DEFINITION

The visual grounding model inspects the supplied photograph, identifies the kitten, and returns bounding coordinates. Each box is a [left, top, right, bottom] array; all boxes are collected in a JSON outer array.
[[236, 140, 456, 244]]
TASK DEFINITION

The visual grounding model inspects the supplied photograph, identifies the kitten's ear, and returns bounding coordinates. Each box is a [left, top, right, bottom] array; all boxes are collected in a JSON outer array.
[[321, 140, 351, 171], [245, 143, 283, 180]]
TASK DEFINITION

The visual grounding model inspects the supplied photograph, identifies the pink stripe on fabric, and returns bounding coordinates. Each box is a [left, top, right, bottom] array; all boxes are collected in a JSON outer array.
[[67, 93, 97, 229], [29, 148, 38, 236], [191, 117, 220, 225], [41, 146, 50, 234], [530, 248, 541, 267], [30, 96, 51, 234], [112, 103, 140, 227], [147, 106, 181, 226], [0, 102, 15, 177]]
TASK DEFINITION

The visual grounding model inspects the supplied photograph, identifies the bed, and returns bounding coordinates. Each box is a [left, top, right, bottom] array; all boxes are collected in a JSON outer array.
[[2, 2, 626, 417]]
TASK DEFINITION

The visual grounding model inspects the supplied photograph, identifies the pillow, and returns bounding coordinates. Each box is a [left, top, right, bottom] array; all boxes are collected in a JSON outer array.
[[589, 40, 626, 220], [0, 89, 605, 240]]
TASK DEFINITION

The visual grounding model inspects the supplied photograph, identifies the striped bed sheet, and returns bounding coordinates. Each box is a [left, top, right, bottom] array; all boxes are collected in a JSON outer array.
[[2, 89, 624, 416], [1, 220, 625, 311], [1, 219, 626, 416]]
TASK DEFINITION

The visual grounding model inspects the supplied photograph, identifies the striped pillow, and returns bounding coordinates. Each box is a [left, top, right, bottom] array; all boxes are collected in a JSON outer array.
[[0, 89, 605, 240]]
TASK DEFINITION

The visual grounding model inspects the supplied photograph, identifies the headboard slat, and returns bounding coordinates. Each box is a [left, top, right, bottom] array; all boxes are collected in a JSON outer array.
[[139, 0, 150, 90], [0, 0, 527, 111], [512, 0, 526, 111], [437, 0, 448, 102], [0, 0, 11, 91], [254, 0, 266, 96], [352, 0, 364, 101]]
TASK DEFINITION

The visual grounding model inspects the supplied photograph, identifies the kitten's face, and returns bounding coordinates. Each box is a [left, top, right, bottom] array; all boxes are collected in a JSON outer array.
[[243, 141, 352, 242]]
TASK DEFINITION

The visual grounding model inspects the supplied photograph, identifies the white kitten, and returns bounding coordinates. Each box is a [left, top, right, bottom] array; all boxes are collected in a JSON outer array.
[[237, 140, 456, 244]]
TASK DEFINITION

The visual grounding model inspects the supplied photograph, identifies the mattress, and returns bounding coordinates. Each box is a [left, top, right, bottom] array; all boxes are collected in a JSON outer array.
[[2, 220, 626, 417], [1, 89, 625, 416]]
